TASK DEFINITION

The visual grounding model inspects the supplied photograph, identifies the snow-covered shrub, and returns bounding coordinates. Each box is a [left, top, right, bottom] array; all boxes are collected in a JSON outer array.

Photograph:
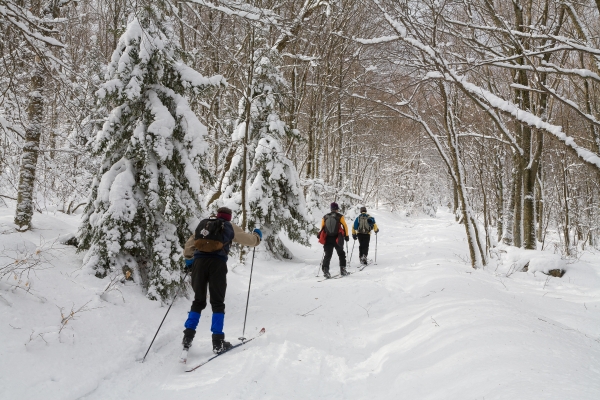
[[304, 179, 328, 223], [78, 5, 225, 301]]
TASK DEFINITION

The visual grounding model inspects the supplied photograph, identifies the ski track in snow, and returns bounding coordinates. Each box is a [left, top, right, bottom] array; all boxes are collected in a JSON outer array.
[[1, 208, 599, 399]]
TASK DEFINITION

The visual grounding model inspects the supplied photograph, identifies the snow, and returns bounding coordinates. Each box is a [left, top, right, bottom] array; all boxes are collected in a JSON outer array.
[[497, 244, 568, 276], [175, 63, 227, 88], [353, 35, 400, 45], [1, 206, 599, 399], [187, 0, 280, 26]]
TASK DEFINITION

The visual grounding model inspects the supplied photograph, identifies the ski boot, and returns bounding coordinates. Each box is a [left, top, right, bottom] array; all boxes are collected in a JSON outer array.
[[360, 255, 367, 266], [180, 328, 195, 363], [322, 269, 331, 279], [212, 333, 232, 354], [340, 266, 349, 276]]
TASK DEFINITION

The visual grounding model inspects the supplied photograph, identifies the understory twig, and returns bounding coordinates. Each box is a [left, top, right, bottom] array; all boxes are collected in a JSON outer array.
[[357, 303, 371, 317], [299, 305, 321, 317]]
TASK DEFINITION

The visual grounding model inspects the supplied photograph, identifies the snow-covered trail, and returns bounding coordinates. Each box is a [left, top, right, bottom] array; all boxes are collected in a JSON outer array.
[[2, 209, 600, 399]]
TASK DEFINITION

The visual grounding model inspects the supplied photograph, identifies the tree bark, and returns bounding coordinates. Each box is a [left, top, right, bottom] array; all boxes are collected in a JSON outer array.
[[240, 27, 255, 231], [503, 154, 515, 245], [513, 153, 523, 247], [441, 84, 485, 268], [14, 57, 44, 230]]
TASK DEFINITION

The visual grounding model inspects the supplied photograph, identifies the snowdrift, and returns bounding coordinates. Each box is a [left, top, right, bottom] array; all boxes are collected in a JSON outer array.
[[1, 206, 599, 399]]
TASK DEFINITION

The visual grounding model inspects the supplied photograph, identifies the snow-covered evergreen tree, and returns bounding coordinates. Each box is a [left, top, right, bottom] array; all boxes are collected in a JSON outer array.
[[78, 4, 224, 301], [303, 179, 328, 224], [217, 45, 312, 258]]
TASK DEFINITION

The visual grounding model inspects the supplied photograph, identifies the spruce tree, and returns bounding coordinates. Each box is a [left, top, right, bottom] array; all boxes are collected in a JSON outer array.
[[78, 4, 224, 301], [217, 45, 312, 258]]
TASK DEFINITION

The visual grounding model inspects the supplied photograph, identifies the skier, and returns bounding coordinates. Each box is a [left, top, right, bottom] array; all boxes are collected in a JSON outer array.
[[181, 207, 262, 356], [352, 206, 379, 266], [318, 202, 350, 278]]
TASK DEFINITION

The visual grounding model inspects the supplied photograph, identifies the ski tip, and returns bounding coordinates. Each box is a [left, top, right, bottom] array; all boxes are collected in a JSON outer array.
[[259, 327, 266, 334]]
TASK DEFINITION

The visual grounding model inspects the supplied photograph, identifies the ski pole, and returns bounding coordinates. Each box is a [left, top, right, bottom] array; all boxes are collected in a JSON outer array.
[[240, 247, 256, 341], [375, 233, 378, 265], [142, 271, 189, 363], [349, 240, 356, 266], [316, 249, 325, 277]]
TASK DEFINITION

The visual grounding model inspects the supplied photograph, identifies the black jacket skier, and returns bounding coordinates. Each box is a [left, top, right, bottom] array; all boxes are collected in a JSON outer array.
[[318, 202, 350, 278], [180, 207, 261, 359]]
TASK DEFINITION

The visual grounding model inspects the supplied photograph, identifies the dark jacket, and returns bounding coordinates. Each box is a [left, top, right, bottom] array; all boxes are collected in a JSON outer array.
[[184, 220, 261, 262]]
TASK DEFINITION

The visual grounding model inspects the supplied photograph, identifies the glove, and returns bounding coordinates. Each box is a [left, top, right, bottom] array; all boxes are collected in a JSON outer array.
[[375, 229, 379, 234], [344, 236, 349, 242], [184, 258, 194, 270], [253, 228, 262, 240], [352, 234, 357, 240]]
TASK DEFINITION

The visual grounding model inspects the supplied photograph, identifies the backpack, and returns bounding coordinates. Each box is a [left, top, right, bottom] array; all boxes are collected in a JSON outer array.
[[194, 217, 227, 252], [324, 212, 342, 236], [357, 214, 374, 234]]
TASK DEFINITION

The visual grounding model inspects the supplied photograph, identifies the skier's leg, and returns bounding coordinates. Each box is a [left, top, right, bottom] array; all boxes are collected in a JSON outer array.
[[191, 258, 209, 313], [363, 234, 371, 257], [207, 257, 227, 317], [322, 241, 334, 276], [357, 234, 366, 258], [183, 259, 208, 348], [335, 242, 347, 270], [207, 258, 231, 353], [358, 234, 371, 263], [182, 311, 199, 350]]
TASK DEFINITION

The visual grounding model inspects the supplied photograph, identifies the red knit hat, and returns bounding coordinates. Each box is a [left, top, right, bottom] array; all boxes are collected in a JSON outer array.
[[216, 207, 232, 221]]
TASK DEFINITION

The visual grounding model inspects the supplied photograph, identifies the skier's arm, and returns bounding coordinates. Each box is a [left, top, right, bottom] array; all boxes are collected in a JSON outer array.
[[184, 234, 195, 259], [232, 223, 261, 247], [352, 217, 359, 235], [340, 216, 349, 238]]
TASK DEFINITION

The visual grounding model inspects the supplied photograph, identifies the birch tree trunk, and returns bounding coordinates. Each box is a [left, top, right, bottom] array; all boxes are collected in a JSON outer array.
[[14, 57, 44, 230]]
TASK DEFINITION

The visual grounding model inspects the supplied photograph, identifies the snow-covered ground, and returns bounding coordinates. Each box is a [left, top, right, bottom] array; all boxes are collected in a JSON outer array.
[[1, 206, 599, 399]]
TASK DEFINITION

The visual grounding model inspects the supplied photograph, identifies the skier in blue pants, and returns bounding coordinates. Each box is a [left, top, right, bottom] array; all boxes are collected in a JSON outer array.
[[181, 207, 261, 356]]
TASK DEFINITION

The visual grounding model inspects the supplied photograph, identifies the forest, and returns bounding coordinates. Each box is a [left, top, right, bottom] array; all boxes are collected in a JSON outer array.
[[2, 0, 600, 300]]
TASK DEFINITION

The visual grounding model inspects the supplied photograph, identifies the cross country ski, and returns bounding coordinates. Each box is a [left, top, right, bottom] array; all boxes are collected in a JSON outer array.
[[317, 271, 353, 282], [185, 328, 266, 372]]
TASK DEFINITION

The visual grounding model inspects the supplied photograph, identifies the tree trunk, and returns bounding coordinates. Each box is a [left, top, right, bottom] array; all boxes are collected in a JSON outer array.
[[562, 164, 571, 254], [453, 179, 460, 221], [240, 28, 255, 231], [536, 172, 544, 240], [14, 57, 44, 230], [513, 156, 523, 247], [306, 102, 315, 178], [441, 84, 485, 268], [495, 152, 504, 243], [503, 157, 515, 245], [337, 59, 344, 188]]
